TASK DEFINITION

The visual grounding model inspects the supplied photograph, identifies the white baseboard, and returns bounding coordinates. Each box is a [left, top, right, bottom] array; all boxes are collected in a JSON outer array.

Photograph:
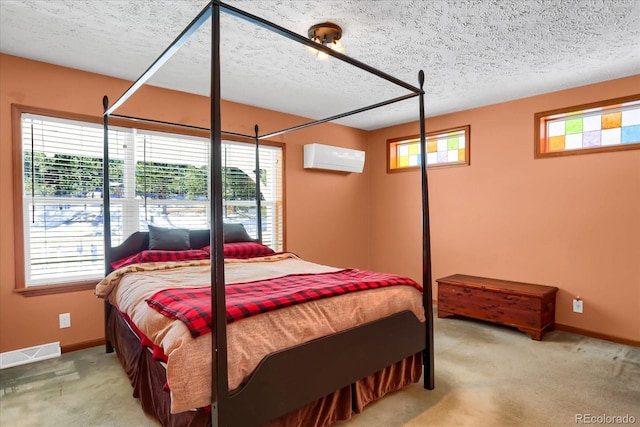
[[0, 342, 61, 369]]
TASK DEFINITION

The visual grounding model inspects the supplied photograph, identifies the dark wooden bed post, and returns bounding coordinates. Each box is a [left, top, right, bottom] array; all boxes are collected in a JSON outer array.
[[210, 2, 231, 425], [102, 95, 114, 354], [254, 124, 263, 244], [418, 70, 435, 390]]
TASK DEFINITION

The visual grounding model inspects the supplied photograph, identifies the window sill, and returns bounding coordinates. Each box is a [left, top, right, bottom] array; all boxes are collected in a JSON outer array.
[[14, 281, 97, 297]]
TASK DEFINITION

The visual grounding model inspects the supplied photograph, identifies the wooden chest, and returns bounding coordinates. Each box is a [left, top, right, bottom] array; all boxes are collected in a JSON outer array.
[[436, 274, 558, 340]]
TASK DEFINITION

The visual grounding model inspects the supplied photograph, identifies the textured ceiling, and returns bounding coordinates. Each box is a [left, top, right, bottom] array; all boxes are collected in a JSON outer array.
[[1, 0, 639, 130]]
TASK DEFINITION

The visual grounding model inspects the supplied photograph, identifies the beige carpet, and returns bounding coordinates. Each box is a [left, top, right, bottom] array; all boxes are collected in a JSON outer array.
[[1, 315, 638, 427]]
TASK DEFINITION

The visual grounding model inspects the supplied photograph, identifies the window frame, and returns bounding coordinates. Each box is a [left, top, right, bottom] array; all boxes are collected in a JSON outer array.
[[387, 124, 470, 173], [12, 104, 285, 296], [534, 94, 640, 159]]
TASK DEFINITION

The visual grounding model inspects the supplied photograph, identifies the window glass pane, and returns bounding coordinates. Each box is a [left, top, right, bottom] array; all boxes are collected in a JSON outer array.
[[22, 115, 115, 285], [602, 128, 622, 146], [621, 125, 640, 143], [130, 130, 210, 238], [110, 133, 283, 249], [548, 121, 565, 137], [622, 109, 640, 126], [427, 152, 437, 165], [221, 141, 283, 250], [389, 126, 469, 170], [538, 98, 640, 156], [583, 115, 601, 132], [21, 113, 283, 287], [25, 200, 104, 285]]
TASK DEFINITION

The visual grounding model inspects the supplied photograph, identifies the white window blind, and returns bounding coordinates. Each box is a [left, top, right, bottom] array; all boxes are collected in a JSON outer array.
[[21, 113, 283, 287], [221, 141, 283, 249], [109, 129, 212, 244], [21, 114, 122, 285]]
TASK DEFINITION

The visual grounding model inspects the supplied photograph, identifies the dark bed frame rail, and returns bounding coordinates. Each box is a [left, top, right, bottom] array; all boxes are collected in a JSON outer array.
[[227, 311, 425, 427], [103, 1, 434, 425]]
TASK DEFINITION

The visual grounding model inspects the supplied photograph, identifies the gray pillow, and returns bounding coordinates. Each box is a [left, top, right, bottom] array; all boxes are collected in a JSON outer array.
[[223, 223, 254, 243], [148, 225, 191, 250]]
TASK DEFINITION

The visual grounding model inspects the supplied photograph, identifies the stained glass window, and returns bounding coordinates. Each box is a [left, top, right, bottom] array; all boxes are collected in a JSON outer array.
[[535, 95, 640, 158], [388, 125, 470, 171]]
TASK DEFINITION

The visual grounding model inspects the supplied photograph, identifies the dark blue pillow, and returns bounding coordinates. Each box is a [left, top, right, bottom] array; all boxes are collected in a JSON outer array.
[[148, 225, 191, 250], [223, 223, 254, 243]]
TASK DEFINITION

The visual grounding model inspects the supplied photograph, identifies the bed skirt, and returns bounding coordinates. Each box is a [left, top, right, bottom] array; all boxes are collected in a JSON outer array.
[[107, 305, 422, 427]]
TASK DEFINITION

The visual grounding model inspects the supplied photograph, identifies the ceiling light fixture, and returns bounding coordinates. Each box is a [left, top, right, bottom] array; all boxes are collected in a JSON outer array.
[[307, 22, 344, 61]]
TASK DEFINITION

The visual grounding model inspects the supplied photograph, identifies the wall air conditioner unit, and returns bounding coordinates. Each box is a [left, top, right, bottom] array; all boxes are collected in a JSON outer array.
[[303, 143, 365, 173]]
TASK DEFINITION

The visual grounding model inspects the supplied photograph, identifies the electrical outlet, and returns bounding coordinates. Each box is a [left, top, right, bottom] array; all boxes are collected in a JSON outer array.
[[572, 299, 583, 314], [59, 313, 71, 329]]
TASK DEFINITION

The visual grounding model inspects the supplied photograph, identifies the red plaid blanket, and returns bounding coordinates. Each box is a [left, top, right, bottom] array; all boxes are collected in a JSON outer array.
[[146, 269, 422, 337]]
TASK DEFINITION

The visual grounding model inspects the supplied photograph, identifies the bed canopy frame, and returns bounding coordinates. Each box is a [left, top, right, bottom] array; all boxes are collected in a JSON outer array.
[[102, 1, 434, 425]]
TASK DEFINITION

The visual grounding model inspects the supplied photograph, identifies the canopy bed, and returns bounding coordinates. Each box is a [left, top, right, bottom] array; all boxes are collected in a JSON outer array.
[[97, 1, 434, 426]]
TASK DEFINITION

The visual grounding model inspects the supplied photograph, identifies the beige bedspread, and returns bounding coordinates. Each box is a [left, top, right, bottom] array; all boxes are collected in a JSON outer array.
[[96, 253, 425, 414]]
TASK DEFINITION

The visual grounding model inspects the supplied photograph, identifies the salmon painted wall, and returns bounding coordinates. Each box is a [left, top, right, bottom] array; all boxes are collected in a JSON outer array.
[[0, 54, 369, 353], [368, 74, 640, 343]]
